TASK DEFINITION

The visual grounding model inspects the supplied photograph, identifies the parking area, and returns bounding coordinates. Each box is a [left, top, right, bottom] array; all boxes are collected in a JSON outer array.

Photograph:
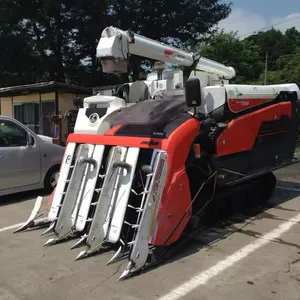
[[1, 165, 300, 300]]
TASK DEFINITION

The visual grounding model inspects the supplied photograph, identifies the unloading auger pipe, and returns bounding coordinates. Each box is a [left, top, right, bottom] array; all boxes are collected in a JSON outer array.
[[96, 26, 236, 80]]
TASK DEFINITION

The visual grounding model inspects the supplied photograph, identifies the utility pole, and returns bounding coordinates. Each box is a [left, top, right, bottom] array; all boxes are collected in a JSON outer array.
[[264, 52, 268, 85]]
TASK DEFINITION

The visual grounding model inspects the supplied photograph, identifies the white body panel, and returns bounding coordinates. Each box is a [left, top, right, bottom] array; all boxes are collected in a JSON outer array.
[[102, 147, 128, 237], [84, 146, 122, 250], [199, 83, 300, 114], [107, 147, 140, 243], [74, 96, 127, 134], [224, 83, 300, 99], [68, 144, 96, 229], [200, 86, 227, 114], [122, 151, 168, 277], [52, 144, 92, 237], [75, 145, 105, 232], [48, 142, 77, 222]]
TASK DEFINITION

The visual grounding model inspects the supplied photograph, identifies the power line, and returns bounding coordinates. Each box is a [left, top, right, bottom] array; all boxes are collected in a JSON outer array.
[[239, 14, 300, 38]]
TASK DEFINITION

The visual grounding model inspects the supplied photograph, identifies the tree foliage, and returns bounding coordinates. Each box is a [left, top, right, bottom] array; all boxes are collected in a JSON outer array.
[[200, 27, 300, 85], [2, 1, 300, 88], [0, 0, 232, 87]]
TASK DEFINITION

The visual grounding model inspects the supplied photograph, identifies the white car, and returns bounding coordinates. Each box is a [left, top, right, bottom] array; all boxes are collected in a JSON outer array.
[[0, 115, 65, 197]]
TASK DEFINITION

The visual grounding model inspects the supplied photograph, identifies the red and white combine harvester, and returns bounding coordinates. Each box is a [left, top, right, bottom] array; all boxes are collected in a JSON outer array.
[[15, 26, 300, 281]]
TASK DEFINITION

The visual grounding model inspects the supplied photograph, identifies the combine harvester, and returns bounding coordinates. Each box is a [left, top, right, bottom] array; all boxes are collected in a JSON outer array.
[[15, 26, 300, 280]]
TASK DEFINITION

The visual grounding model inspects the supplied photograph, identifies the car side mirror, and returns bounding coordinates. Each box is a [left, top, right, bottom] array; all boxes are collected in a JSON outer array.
[[185, 78, 202, 107]]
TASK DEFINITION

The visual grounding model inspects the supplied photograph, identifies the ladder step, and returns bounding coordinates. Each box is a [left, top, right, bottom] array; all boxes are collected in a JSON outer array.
[[124, 221, 139, 229], [127, 205, 144, 212], [131, 189, 138, 195], [140, 190, 149, 195]]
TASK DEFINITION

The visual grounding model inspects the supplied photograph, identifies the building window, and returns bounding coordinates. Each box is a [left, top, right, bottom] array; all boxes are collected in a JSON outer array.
[[13, 102, 40, 134], [13, 101, 56, 137]]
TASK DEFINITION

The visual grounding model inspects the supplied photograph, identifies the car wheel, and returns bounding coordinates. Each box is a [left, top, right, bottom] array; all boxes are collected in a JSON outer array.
[[44, 165, 60, 193]]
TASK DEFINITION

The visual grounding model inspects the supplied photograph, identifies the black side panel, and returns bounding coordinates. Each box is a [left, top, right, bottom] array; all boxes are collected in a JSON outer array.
[[275, 97, 300, 161], [258, 115, 290, 134], [212, 98, 300, 177]]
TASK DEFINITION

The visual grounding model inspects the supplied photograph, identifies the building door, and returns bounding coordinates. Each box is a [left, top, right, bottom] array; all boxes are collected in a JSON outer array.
[[41, 101, 55, 137]]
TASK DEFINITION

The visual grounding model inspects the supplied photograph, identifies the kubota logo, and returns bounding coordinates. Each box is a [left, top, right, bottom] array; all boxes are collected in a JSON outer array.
[[89, 113, 99, 123]]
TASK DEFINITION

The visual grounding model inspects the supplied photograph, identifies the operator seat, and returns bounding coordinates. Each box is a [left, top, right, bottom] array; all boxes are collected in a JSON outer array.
[[128, 81, 149, 103]]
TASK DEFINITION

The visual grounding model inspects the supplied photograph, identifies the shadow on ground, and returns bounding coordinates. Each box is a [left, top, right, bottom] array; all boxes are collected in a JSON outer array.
[[2, 176, 300, 282], [127, 179, 300, 280], [0, 189, 50, 207]]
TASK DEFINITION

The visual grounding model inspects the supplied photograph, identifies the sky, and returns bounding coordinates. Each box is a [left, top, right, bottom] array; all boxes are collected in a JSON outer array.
[[218, 0, 300, 38]]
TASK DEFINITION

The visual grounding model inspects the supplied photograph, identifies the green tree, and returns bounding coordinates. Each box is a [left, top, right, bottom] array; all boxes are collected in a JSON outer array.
[[256, 52, 300, 84], [0, 0, 232, 86], [0, 0, 41, 86], [199, 30, 263, 83]]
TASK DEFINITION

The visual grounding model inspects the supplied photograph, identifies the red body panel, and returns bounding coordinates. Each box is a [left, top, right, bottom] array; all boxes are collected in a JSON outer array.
[[68, 133, 163, 149], [154, 118, 201, 246], [227, 97, 274, 113], [216, 102, 292, 157]]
